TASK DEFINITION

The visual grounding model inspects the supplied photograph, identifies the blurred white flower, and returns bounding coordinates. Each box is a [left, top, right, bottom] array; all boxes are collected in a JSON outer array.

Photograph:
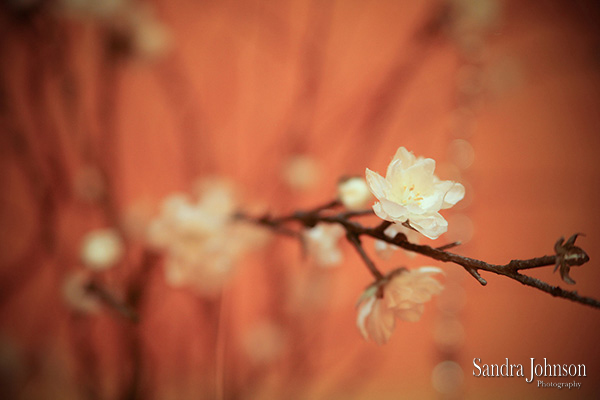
[[56, 0, 124, 19], [62, 270, 100, 314], [148, 179, 267, 295], [282, 155, 320, 191], [374, 224, 420, 260], [450, 0, 501, 34], [126, 4, 171, 59], [303, 223, 345, 267], [338, 177, 372, 210], [366, 147, 465, 239], [80, 228, 124, 270], [356, 267, 444, 345], [242, 321, 286, 365], [56, 1, 170, 60]]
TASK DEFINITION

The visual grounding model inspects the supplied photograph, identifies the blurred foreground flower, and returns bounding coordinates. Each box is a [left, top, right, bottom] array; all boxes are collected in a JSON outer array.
[[366, 147, 465, 239], [303, 223, 345, 267], [148, 179, 268, 295], [56, 0, 170, 60], [338, 177, 372, 210], [242, 321, 286, 365], [356, 267, 444, 344], [123, 3, 171, 59], [80, 228, 124, 270], [282, 155, 320, 191]]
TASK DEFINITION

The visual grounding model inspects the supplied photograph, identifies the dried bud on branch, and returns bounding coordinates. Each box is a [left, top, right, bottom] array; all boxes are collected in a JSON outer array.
[[554, 234, 590, 285]]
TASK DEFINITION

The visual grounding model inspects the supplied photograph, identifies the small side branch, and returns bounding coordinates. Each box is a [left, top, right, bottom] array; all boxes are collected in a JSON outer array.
[[86, 281, 138, 322], [346, 233, 384, 281]]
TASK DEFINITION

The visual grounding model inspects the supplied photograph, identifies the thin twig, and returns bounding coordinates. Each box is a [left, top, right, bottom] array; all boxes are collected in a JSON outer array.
[[86, 281, 138, 322], [346, 233, 384, 280]]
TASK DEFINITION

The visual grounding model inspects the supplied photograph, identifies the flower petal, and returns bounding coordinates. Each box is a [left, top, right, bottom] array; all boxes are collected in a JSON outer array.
[[356, 296, 376, 340], [441, 182, 465, 209], [409, 213, 448, 239], [372, 202, 388, 221], [394, 304, 424, 322], [415, 266, 444, 276], [391, 146, 417, 169], [365, 168, 390, 200], [379, 199, 409, 222], [367, 299, 396, 345], [385, 159, 406, 188]]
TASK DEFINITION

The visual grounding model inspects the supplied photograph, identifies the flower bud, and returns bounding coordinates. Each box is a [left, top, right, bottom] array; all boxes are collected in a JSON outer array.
[[80, 228, 124, 270], [338, 177, 372, 210], [282, 155, 320, 191]]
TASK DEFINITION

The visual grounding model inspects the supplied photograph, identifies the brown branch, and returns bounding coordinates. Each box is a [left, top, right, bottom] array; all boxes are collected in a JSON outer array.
[[238, 204, 600, 310], [86, 281, 138, 322], [346, 233, 384, 280]]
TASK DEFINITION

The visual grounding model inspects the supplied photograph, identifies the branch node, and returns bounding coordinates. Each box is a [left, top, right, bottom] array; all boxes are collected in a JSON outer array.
[[466, 268, 487, 286]]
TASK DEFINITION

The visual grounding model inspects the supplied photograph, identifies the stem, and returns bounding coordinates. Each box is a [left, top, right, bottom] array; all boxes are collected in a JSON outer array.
[[346, 233, 384, 280], [86, 281, 139, 322]]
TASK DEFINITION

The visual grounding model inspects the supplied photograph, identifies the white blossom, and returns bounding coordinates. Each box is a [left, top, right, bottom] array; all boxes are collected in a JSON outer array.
[[338, 177, 372, 210], [356, 267, 444, 345], [282, 155, 320, 191], [366, 147, 465, 239], [56, 1, 170, 60], [242, 321, 286, 365], [303, 223, 345, 267], [126, 4, 171, 59], [374, 224, 420, 260], [80, 228, 124, 270], [148, 179, 267, 295], [62, 271, 100, 314]]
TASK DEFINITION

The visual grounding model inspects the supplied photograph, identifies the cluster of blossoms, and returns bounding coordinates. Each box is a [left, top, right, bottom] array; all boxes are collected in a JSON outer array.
[[62, 146, 464, 345], [293, 147, 463, 344], [147, 179, 267, 296], [355, 147, 464, 344]]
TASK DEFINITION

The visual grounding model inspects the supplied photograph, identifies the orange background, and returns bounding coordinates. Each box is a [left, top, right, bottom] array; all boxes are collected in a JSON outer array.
[[1, 0, 600, 399]]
